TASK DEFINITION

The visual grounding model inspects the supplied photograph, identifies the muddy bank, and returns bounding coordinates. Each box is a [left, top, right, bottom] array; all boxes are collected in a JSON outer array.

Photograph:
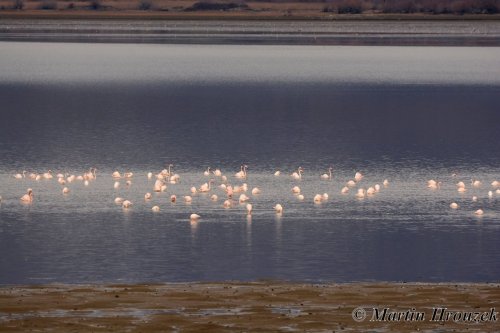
[[1, 282, 499, 332]]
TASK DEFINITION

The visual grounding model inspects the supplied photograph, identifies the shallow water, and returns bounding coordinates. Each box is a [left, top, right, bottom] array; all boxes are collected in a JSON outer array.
[[0, 42, 499, 284]]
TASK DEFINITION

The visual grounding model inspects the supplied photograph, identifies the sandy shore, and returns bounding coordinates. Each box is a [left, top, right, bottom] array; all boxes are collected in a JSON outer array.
[[1, 282, 499, 332]]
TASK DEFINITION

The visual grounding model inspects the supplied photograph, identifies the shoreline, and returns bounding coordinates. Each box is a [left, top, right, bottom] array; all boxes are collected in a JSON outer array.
[[1, 281, 499, 332], [2, 10, 500, 21], [2, 16, 500, 45]]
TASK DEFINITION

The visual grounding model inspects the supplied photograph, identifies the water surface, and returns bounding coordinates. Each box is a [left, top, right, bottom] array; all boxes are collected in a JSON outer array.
[[0, 42, 499, 284]]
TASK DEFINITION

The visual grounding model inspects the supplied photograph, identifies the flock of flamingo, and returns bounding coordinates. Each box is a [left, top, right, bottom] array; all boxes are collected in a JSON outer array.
[[4, 165, 499, 221], [427, 178, 499, 216]]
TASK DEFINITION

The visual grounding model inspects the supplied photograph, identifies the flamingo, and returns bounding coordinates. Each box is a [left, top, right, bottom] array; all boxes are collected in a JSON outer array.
[[170, 173, 180, 183], [239, 194, 249, 203], [427, 180, 440, 189], [160, 168, 169, 177], [114, 197, 124, 204], [190, 213, 200, 220], [246, 203, 252, 215], [297, 194, 304, 200], [356, 188, 366, 198], [204, 167, 211, 176], [321, 167, 333, 180], [122, 200, 132, 208], [152, 206, 160, 212], [14, 171, 26, 179], [291, 167, 303, 180], [251, 187, 261, 195], [235, 166, 243, 179], [367, 187, 375, 195], [62, 187, 69, 194], [475, 209, 484, 215], [274, 171, 280, 176], [20, 189, 34, 203], [341, 186, 349, 194], [354, 172, 363, 182], [322, 193, 329, 200], [211, 194, 218, 201], [472, 180, 481, 187], [153, 179, 164, 192], [147, 172, 153, 179], [184, 196, 192, 203], [112, 171, 121, 178], [450, 202, 458, 209], [292, 186, 301, 194], [313, 194, 322, 203], [199, 180, 214, 192], [226, 185, 233, 198], [43, 170, 53, 179], [213, 169, 222, 177], [114, 181, 120, 189], [170, 195, 177, 202], [223, 200, 232, 208], [383, 179, 389, 187], [346, 180, 356, 187], [145, 193, 152, 200], [274, 204, 283, 214], [235, 165, 248, 179]]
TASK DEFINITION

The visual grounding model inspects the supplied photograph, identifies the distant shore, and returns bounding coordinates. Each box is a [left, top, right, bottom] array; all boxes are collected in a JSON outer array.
[[1, 282, 499, 332], [2, 16, 500, 45], [1, 10, 500, 20]]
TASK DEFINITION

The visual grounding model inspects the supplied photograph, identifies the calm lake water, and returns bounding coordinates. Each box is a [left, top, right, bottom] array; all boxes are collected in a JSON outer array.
[[0, 42, 499, 284]]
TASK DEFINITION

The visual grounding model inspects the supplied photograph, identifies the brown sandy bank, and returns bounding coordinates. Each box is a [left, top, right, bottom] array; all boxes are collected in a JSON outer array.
[[1, 282, 499, 332]]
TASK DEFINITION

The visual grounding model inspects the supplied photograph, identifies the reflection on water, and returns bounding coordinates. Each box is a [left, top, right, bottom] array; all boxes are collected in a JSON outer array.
[[0, 43, 499, 284]]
